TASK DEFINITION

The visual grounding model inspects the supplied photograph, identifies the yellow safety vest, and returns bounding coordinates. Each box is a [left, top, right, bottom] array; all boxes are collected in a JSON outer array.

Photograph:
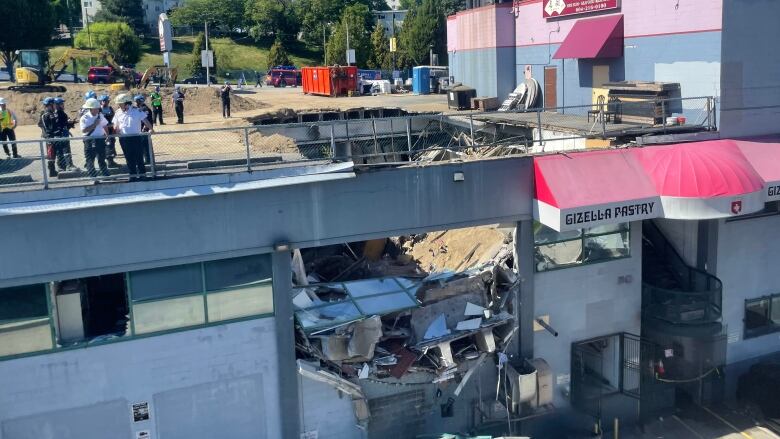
[[0, 110, 14, 130]]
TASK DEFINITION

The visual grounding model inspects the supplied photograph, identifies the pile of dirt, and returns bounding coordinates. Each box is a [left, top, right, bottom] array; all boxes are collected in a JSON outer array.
[[1, 83, 264, 126], [246, 132, 302, 156], [402, 226, 511, 273]]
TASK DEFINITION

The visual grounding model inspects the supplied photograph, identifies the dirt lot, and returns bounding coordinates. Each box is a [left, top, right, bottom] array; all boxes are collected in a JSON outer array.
[[1, 83, 264, 126]]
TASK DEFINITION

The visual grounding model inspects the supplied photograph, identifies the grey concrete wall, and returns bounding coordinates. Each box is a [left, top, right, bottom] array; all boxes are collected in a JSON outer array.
[[299, 377, 365, 439], [0, 158, 533, 288], [654, 218, 699, 267], [533, 221, 643, 408], [716, 215, 780, 366], [720, 0, 780, 138], [0, 318, 280, 439]]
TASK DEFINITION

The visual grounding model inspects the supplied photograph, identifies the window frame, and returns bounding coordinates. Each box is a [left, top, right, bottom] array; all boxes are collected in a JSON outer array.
[[0, 254, 274, 362], [744, 293, 780, 339], [534, 222, 632, 272]]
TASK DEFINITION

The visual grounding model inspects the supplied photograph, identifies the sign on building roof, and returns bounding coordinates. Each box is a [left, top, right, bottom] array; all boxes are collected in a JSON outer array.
[[543, 0, 620, 19]]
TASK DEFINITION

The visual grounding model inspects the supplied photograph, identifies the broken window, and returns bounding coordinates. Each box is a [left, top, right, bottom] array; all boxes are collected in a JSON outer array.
[[534, 222, 630, 272], [52, 273, 129, 345], [293, 277, 420, 332], [744, 294, 780, 339], [0, 284, 53, 357]]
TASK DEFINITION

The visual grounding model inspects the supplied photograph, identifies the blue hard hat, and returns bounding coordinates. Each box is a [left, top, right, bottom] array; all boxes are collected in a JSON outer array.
[[53, 97, 65, 104], [84, 90, 97, 100], [42, 97, 54, 105], [133, 94, 145, 102], [99, 94, 110, 102]]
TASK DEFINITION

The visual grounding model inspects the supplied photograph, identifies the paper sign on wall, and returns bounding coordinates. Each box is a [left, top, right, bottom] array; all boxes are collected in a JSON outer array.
[[132, 402, 150, 422]]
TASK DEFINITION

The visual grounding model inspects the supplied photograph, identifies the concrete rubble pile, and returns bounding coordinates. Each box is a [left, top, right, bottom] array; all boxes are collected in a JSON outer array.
[[292, 228, 520, 426]]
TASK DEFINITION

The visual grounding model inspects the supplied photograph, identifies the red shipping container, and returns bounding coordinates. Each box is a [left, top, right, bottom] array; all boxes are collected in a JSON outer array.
[[302, 66, 358, 97]]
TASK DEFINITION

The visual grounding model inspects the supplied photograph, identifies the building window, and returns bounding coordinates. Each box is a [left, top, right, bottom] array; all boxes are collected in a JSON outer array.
[[744, 294, 780, 339], [0, 284, 53, 357], [534, 222, 630, 272], [129, 254, 274, 335]]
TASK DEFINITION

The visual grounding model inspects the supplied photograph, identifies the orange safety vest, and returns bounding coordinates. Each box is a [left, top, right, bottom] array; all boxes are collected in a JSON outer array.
[[0, 110, 14, 130]]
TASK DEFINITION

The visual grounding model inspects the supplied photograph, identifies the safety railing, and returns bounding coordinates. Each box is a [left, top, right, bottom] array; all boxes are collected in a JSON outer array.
[[0, 96, 718, 193], [642, 221, 723, 325]]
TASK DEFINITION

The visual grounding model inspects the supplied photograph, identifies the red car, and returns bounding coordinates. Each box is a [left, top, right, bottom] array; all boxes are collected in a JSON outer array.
[[87, 66, 141, 85], [266, 69, 301, 87]]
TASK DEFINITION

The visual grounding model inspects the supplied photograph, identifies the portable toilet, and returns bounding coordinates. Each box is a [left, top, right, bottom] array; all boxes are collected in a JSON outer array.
[[412, 66, 431, 94]]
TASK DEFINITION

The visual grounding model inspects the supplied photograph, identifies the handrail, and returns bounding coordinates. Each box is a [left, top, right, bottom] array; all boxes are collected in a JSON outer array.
[[642, 221, 722, 325]]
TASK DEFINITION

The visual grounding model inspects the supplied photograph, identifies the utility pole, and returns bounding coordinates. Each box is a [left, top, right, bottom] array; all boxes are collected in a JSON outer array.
[[322, 23, 326, 64], [204, 21, 211, 85], [346, 22, 350, 66], [65, 0, 78, 82]]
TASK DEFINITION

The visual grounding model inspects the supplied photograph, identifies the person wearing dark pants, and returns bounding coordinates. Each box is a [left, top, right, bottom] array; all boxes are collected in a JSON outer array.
[[221, 81, 232, 118], [0, 97, 19, 159], [134, 95, 154, 164], [150, 86, 164, 125], [172, 86, 185, 124], [38, 98, 62, 177], [53, 97, 77, 171], [112, 94, 154, 182], [99, 95, 119, 168], [79, 98, 110, 178]]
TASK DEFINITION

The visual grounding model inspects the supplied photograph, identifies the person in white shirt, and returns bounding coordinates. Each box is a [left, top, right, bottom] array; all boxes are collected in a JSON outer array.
[[112, 94, 154, 181], [79, 98, 110, 177]]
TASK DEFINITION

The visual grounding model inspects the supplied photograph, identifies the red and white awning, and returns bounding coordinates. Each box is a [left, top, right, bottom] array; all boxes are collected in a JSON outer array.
[[734, 139, 780, 202], [534, 150, 662, 232], [631, 140, 765, 219], [533, 139, 777, 231]]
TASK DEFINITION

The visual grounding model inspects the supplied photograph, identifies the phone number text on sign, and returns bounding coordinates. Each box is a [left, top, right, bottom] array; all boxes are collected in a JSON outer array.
[[543, 0, 620, 18]]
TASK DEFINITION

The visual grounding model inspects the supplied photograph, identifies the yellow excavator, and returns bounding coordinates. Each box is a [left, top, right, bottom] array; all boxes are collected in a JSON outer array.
[[11, 48, 177, 92]]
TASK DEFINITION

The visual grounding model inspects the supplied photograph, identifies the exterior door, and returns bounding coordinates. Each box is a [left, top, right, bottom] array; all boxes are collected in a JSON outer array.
[[592, 64, 610, 106], [544, 66, 557, 109]]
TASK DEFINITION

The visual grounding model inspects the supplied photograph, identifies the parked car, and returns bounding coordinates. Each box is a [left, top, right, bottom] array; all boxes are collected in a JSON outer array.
[[0, 70, 9, 81], [55, 73, 86, 83], [87, 66, 114, 84], [181, 74, 217, 85], [266, 69, 301, 87]]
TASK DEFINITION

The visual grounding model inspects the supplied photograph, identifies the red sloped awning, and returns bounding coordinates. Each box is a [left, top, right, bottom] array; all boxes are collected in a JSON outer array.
[[630, 140, 765, 219], [553, 14, 624, 60], [734, 139, 780, 201], [534, 150, 662, 232]]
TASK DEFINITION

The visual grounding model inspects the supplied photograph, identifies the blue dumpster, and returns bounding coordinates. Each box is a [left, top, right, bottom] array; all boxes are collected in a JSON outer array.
[[412, 66, 431, 94]]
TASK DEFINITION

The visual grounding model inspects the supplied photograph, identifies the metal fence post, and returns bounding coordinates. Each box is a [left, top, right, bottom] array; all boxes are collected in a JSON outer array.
[[38, 141, 49, 189], [406, 117, 413, 161], [244, 128, 252, 172], [469, 113, 475, 147], [711, 97, 717, 130], [330, 123, 336, 159], [147, 134, 157, 178], [661, 100, 667, 134], [536, 110, 544, 150]]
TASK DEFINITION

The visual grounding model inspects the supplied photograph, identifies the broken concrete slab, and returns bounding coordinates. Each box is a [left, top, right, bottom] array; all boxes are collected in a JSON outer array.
[[348, 316, 382, 359], [411, 292, 484, 342], [419, 274, 490, 305]]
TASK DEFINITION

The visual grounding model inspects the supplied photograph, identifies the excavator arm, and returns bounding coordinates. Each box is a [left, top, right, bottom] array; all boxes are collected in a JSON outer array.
[[48, 48, 136, 84], [138, 66, 178, 88]]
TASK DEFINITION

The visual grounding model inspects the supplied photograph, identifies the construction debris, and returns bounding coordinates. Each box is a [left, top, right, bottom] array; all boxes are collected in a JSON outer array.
[[293, 226, 526, 430]]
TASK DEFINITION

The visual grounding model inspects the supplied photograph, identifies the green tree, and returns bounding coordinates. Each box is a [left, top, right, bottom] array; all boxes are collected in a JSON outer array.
[[169, 0, 245, 31], [0, 0, 56, 80], [52, 0, 82, 28], [325, 3, 373, 66], [266, 38, 292, 69], [245, 0, 299, 41], [397, 0, 446, 67], [367, 24, 390, 70], [74, 22, 142, 64], [186, 32, 217, 76], [93, 0, 145, 31], [296, 0, 387, 51]]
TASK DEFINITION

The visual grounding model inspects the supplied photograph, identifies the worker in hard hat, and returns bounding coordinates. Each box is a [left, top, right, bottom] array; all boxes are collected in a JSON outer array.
[[53, 97, 77, 171], [150, 86, 164, 125], [38, 97, 63, 177], [80, 90, 97, 117], [99, 95, 120, 168], [112, 93, 153, 181], [0, 97, 20, 159], [134, 95, 154, 164], [172, 86, 185, 124], [79, 98, 110, 178]]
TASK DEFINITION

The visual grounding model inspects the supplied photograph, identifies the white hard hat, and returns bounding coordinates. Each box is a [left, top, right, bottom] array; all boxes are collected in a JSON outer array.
[[82, 98, 100, 109], [0, 98, 6, 105], [114, 93, 133, 105]]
